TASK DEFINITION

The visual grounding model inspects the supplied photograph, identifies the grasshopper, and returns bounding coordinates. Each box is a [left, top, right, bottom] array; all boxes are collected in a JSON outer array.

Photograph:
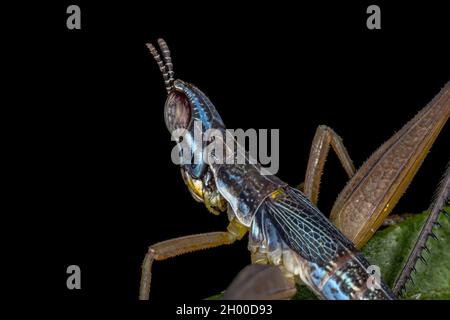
[[140, 39, 449, 300]]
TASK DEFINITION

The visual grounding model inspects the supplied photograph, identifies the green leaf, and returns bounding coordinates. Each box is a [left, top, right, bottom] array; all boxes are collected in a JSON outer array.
[[291, 284, 317, 300], [205, 292, 224, 300], [362, 207, 450, 300]]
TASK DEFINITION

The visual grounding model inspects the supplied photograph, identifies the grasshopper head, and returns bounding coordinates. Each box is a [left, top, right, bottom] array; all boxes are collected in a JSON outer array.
[[147, 39, 227, 215], [146, 39, 225, 134]]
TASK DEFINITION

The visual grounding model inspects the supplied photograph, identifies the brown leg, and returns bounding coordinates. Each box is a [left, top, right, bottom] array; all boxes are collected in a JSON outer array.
[[223, 264, 297, 300], [304, 125, 356, 205], [330, 82, 449, 248], [139, 220, 247, 300]]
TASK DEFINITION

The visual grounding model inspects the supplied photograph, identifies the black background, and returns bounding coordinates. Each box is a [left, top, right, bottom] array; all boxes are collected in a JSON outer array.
[[14, 1, 449, 301]]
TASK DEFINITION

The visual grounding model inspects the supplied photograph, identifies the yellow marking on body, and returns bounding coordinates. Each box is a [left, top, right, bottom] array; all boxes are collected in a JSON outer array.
[[271, 189, 284, 199], [186, 175, 204, 199]]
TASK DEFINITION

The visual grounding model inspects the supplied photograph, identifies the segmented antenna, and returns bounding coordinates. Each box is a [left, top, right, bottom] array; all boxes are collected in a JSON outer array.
[[393, 162, 450, 296], [157, 39, 174, 84], [146, 38, 175, 92]]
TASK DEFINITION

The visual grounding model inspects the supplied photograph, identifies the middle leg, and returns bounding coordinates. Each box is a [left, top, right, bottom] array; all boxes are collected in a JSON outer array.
[[303, 125, 356, 205]]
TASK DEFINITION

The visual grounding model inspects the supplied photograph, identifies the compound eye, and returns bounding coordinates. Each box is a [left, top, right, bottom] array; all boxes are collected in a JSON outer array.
[[164, 91, 191, 132]]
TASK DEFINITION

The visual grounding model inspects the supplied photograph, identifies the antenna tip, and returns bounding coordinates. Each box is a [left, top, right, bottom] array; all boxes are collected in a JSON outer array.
[[157, 38, 167, 45], [145, 42, 155, 49]]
